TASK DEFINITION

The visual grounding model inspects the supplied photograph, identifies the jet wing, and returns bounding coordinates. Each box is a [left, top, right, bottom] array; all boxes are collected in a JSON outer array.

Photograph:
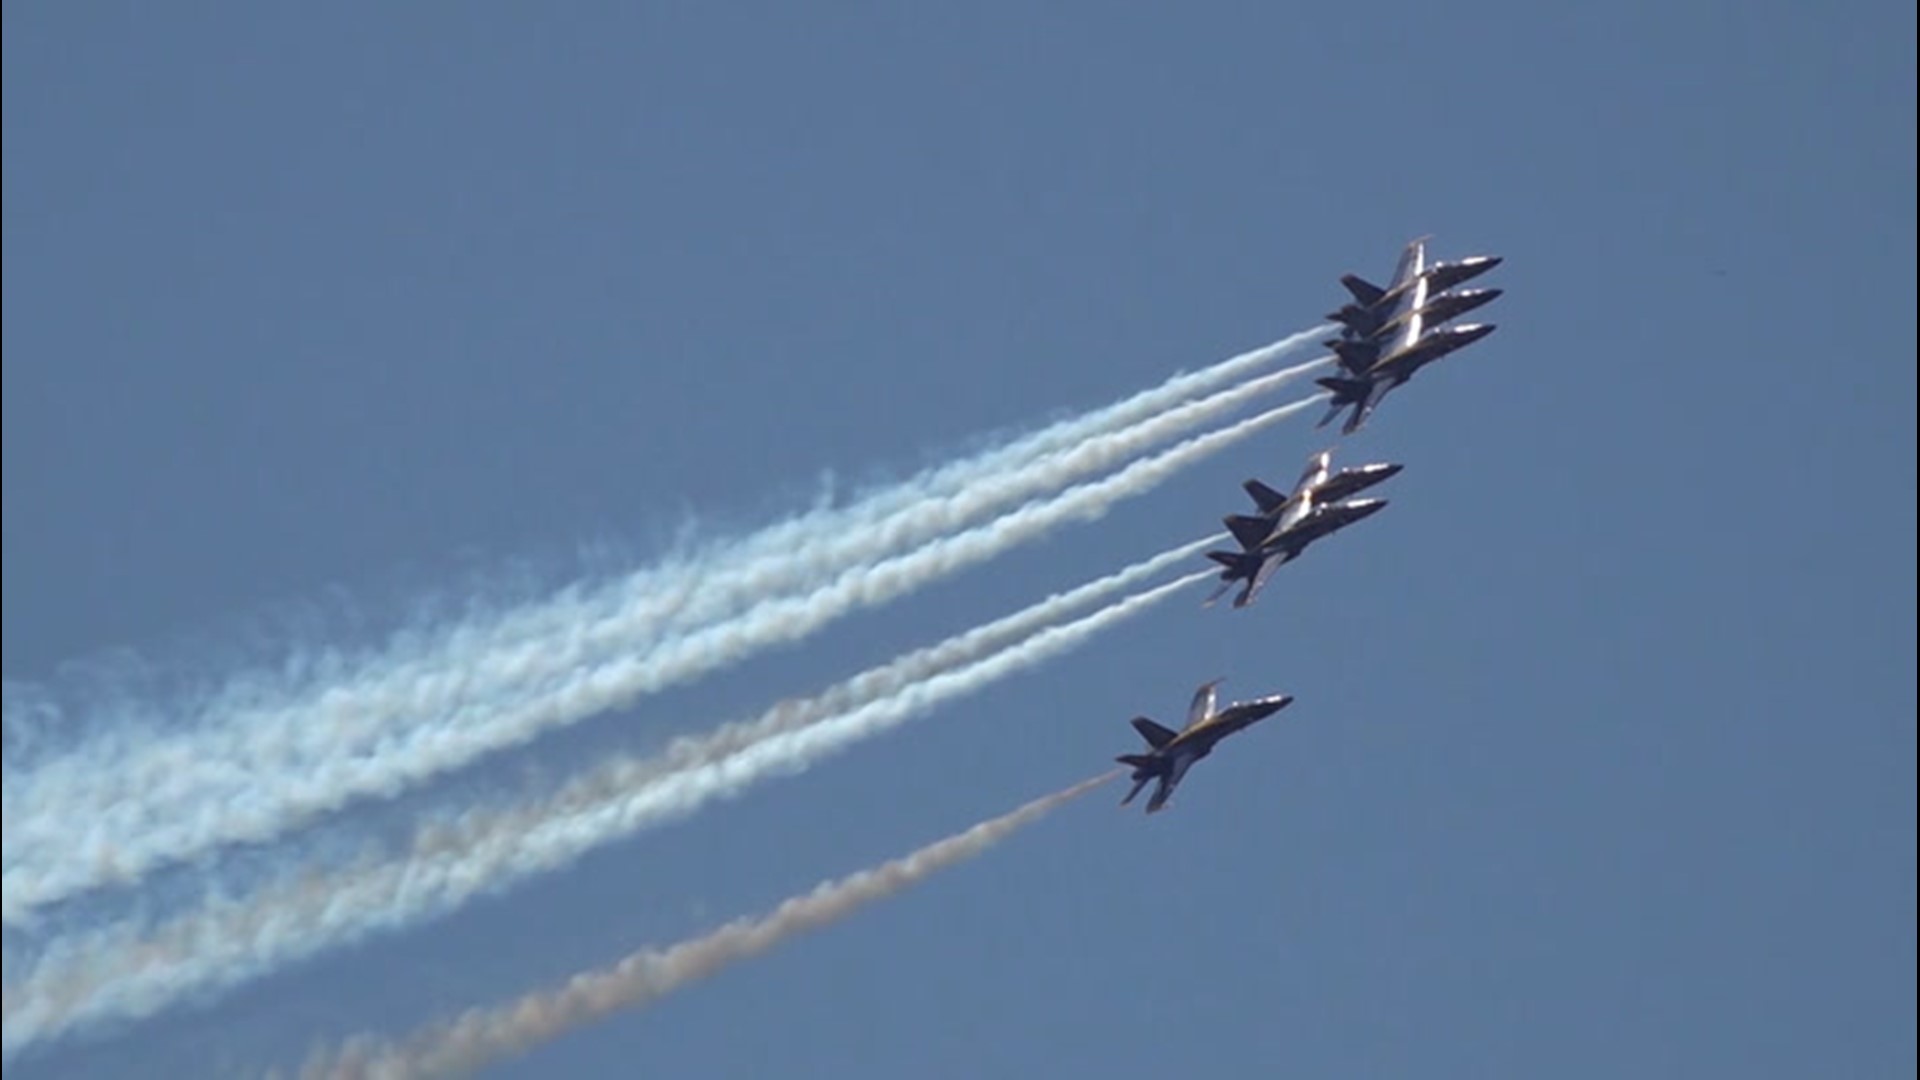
[[1185, 679, 1224, 727]]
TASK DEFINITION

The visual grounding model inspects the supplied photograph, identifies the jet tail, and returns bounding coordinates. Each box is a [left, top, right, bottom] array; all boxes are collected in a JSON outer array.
[[1223, 513, 1274, 551], [1326, 340, 1380, 375], [1340, 273, 1385, 307], [1115, 756, 1156, 807], [1327, 303, 1381, 338], [1315, 375, 1369, 430], [1206, 548, 1259, 577], [1129, 717, 1180, 750], [1144, 778, 1174, 813], [1204, 549, 1262, 609], [1316, 375, 1370, 403], [1242, 478, 1287, 514]]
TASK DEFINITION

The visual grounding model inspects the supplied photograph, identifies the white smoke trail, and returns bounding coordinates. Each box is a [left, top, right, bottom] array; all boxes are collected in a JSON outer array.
[[297, 773, 1114, 1079], [1, 567, 1210, 1057], [1, 326, 1322, 817], [4, 352, 1329, 922]]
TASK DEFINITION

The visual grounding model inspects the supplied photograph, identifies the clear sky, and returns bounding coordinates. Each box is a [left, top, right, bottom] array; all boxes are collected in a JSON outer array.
[[4, 3, 1913, 1077]]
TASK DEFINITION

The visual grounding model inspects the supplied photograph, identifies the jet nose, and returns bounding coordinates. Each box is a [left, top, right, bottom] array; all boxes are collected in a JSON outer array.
[[1450, 323, 1497, 345], [1350, 498, 1390, 519], [1449, 288, 1503, 312], [1377, 463, 1406, 479]]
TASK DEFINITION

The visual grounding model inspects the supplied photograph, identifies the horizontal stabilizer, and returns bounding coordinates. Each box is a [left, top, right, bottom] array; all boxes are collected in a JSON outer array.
[[1327, 339, 1382, 375], [1316, 375, 1371, 403], [1206, 549, 1257, 576], [1340, 273, 1385, 308], [1223, 513, 1274, 551], [1243, 478, 1287, 514], [1131, 716, 1179, 750], [1327, 303, 1382, 338]]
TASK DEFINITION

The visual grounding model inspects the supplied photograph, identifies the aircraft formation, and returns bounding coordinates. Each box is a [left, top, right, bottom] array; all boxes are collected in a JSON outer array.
[[1116, 236, 1503, 812]]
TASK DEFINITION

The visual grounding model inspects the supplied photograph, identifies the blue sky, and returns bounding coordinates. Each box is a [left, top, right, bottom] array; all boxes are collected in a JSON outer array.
[[4, 3, 1913, 1077]]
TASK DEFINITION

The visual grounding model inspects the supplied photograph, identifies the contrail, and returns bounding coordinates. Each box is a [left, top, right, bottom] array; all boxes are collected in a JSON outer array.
[[297, 772, 1115, 1079], [0, 565, 1210, 1056], [4, 352, 1329, 923]]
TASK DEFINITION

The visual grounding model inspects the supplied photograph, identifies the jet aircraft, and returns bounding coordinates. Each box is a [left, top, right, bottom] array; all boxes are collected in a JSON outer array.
[[1316, 324, 1498, 434], [1327, 248, 1503, 339], [1205, 497, 1390, 608], [1227, 449, 1404, 551], [1117, 680, 1294, 813]]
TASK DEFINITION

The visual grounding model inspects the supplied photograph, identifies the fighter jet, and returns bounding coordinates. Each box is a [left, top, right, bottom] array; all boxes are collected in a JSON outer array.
[[1315, 323, 1498, 435], [1117, 680, 1294, 813], [1205, 497, 1391, 608], [1227, 449, 1404, 551], [1327, 255, 1504, 339]]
